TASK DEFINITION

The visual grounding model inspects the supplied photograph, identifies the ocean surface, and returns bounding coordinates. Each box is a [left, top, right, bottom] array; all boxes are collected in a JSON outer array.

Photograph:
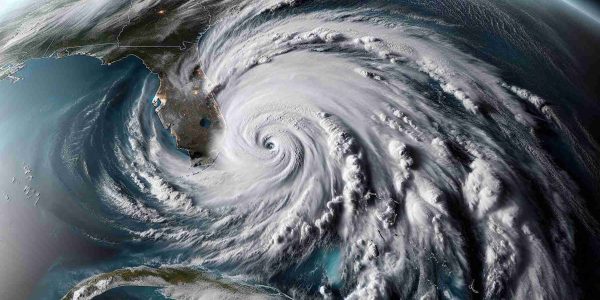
[[0, 55, 175, 299]]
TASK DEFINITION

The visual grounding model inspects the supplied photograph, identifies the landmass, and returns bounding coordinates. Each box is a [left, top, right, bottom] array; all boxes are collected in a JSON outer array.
[[61, 266, 281, 300], [0, 0, 234, 164]]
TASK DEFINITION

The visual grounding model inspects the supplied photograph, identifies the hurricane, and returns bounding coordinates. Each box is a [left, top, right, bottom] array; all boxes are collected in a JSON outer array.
[[0, 0, 599, 299]]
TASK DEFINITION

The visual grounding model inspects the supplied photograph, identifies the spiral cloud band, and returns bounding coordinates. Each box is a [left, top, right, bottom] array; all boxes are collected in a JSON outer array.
[[138, 1, 597, 298]]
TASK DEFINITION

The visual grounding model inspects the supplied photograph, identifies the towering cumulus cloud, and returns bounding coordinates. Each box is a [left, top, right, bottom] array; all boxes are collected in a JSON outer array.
[[1, 0, 599, 299]]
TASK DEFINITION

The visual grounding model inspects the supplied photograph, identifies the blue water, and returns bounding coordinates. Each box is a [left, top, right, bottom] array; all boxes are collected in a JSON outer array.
[[0, 52, 281, 300], [0, 55, 179, 299], [95, 286, 165, 299]]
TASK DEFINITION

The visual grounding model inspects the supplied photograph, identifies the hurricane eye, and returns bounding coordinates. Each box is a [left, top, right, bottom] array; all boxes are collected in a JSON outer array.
[[265, 142, 275, 150]]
